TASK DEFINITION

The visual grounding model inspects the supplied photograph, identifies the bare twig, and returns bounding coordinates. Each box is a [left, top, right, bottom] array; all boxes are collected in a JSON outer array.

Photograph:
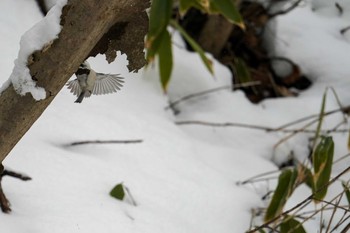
[[325, 193, 343, 233], [70, 140, 143, 146], [340, 26, 350, 35], [2, 170, 31, 181], [295, 206, 348, 219], [274, 118, 319, 149], [341, 222, 350, 233], [124, 186, 138, 206], [333, 153, 350, 164], [0, 166, 10, 213], [274, 107, 348, 131], [330, 211, 350, 232], [175, 104, 350, 133], [175, 120, 348, 134], [335, 2, 344, 16], [327, 87, 347, 123], [165, 82, 261, 111], [166, 85, 231, 111], [176, 120, 272, 131], [269, 0, 303, 18], [313, 197, 349, 213], [272, 186, 349, 232], [0, 167, 31, 213]]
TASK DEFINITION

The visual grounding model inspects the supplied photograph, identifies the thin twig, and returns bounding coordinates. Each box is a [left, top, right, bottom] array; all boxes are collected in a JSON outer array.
[[325, 193, 344, 233], [330, 211, 349, 233], [269, 0, 303, 18], [166, 85, 231, 110], [327, 121, 347, 134], [291, 190, 347, 233], [175, 120, 348, 134], [313, 197, 349, 213], [335, 2, 344, 16], [242, 176, 279, 185], [340, 26, 350, 35], [341, 222, 350, 233], [70, 140, 143, 146], [2, 170, 31, 181], [246, 166, 350, 233], [333, 153, 350, 164], [328, 87, 347, 123], [175, 105, 350, 133], [176, 120, 271, 130], [165, 82, 261, 110], [295, 206, 348, 219], [237, 170, 280, 185], [0, 175, 10, 213], [274, 118, 321, 149], [124, 186, 138, 206], [337, 215, 350, 231], [274, 106, 349, 131], [320, 205, 325, 233]]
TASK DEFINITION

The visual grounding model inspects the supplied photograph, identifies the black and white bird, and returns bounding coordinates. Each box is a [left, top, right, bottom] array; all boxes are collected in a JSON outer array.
[[66, 61, 124, 103]]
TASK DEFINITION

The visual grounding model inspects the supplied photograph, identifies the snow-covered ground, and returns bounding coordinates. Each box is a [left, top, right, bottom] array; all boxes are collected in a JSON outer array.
[[0, 0, 350, 232]]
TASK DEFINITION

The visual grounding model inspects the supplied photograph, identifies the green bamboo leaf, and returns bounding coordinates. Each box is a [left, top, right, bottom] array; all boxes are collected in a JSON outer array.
[[209, 0, 244, 28], [264, 169, 298, 222], [313, 89, 327, 150], [147, 0, 173, 48], [158, 30, 173, 91], [170, 19, 213, 74], [312, 136, 334, 201], [146, 30, 165, 62], [342, 182, 350, 205], [280, 216, 307, 233], [110, 183, 125, 201]]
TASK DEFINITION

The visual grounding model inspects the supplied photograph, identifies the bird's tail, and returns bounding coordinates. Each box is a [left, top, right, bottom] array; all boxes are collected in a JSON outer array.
[[75, 92, 85, 103]]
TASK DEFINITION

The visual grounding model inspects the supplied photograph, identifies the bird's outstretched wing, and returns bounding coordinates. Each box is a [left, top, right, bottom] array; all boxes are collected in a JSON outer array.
[[93, 73, 124, 95], [66, 79, 81, 96]]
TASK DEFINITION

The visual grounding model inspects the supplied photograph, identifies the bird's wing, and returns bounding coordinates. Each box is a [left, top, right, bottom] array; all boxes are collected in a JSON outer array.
[[66, 79, 81, 96], [92, 73, 124, 95]]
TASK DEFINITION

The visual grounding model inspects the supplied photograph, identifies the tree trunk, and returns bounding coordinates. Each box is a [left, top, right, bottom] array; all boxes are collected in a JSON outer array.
[[197, 15, 234, 59], [0, 0, 149, 163]]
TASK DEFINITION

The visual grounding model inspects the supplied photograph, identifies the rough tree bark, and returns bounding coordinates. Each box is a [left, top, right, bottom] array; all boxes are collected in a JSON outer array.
[[0, 0, 150, 212]]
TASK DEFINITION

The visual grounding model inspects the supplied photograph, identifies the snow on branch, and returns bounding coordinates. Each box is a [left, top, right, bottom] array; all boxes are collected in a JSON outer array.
[[0, 0, 67, 100]]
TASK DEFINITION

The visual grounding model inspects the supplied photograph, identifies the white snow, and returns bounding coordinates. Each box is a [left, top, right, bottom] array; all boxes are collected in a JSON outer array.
[[0, 0, 67, 100], [0, 0, 350, 232]]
